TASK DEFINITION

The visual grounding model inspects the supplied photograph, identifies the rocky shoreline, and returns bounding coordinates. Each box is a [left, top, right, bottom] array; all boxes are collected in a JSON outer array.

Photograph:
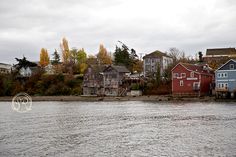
[[1, 95, 235, 102]]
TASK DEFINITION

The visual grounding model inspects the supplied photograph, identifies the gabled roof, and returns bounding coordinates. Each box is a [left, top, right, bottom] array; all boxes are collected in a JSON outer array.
[[216, 59, 236, 71], [143, 50, 171, 59], [104, 65, 130, 73], [172, 63, 214, 75], [86, 65, 107, 74], [206, 48, 236, 56]]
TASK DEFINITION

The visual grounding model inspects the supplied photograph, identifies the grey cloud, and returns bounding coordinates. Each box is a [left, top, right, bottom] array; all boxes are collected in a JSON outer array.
[[0, 0, 236, 63]]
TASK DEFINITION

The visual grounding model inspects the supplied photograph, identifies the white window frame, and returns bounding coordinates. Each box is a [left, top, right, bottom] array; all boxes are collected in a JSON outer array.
[[224, 73, 228, 78], [190, 72, 194, 78], [180, 80, 184, 86], [181, 73, 186, 78], [173, 73, 179, 78], [230, 64, 234, 70]]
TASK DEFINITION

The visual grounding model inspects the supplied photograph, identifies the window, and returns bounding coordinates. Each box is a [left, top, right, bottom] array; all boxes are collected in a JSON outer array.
[[190, 72, 194, 78], [181, 73, 186, 78], [173, 73, 179, 78], [180, 80, 184, 86], [230, 64, 234, 70], [221, 73, 224, 77], [224, 73, 228, 78], [218, 83, 221, 88], [218, 73, 221, 78]]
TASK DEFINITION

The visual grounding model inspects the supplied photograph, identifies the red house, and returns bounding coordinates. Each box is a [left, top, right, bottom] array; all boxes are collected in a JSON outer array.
[[171, 63, 214, 96]]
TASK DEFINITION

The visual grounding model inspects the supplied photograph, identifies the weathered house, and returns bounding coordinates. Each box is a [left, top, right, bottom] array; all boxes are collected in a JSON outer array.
[[103, 65, 130, 96], [215, 59, 236, 98], [0, 63, 12, 74], [143, 50, 173, 77], [172, 63, 214, 96], [83, 65, 106, 96]]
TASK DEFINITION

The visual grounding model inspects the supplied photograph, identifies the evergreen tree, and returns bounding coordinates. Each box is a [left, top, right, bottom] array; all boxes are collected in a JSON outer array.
[[52, 49, 60, 65]]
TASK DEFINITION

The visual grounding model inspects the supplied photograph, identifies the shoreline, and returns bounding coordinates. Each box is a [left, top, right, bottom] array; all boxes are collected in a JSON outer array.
[[0, 95, 235, 102]]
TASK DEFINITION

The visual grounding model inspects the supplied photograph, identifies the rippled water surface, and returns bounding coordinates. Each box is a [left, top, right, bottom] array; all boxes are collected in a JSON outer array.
[[0, 101, 236, 157]]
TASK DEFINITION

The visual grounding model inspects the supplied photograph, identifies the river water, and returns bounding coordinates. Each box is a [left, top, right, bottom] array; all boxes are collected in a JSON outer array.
[[0, 101, 236, 157]]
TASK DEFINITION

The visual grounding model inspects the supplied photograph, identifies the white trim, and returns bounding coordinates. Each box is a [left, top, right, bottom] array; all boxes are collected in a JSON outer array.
[[187, 77, 198, 80], [216, 69, 236, 72], [217, 79, 236, 82]]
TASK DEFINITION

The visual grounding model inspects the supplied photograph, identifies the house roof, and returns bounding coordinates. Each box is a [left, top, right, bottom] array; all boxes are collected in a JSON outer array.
[[87, 65, 107, 74], [216, 59, 236, 71], [172, 62, 214, 75], [206, 48, 236, 56], [104, 65, 130, 73], [143, 50, 171, 59]]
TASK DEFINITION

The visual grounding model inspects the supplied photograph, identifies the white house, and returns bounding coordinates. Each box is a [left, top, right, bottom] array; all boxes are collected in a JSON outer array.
[[143, 50, 173, 77]]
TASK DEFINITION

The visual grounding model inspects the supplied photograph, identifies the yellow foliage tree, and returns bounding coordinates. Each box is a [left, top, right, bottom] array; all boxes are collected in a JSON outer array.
[[39, 48, 50, 67], [60, 37, 70, 63], [79, 62, 88, 74], [97, 44, 112, 65]]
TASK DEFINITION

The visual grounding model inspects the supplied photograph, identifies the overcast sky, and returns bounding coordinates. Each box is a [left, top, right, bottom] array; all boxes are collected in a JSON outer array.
[[0, 0, 236, 64]]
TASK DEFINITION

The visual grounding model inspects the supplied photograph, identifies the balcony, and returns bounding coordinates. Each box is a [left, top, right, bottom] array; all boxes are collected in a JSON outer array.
[[215, 87, 228, 92]]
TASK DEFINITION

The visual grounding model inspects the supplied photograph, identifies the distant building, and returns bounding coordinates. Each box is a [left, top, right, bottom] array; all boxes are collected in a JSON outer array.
[[103, 65, 130, 96], [83, 65, 130, 96], [203, 48, 236, 67], [0, 63, 12, 74], [143, 50, 173, 77], [83, 65, 106, 96], [171, 63, 214, 96], [19, 67, 39, 77], [215, 59, 236, 98], [44, 63, 55, 75]]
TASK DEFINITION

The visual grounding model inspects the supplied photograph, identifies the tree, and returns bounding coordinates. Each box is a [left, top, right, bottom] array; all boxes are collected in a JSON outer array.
[[70, 48, 78, 64], [114, 41, 138, 72], [39, 48, 50, 67], [97, 44, 112, 65], [77, 48, 87, 64], [132, 59, 143, 73], [60, 37, 70, 63], [198, 51, 203, 62], [14, 56, 37, 70], [155, 63, 161, 86], [52, 49, 60, 65]]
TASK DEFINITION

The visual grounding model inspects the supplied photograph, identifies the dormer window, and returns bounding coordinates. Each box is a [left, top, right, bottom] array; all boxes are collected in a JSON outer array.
[[230, 64, 234, 70], [190, 72, 194, 78]]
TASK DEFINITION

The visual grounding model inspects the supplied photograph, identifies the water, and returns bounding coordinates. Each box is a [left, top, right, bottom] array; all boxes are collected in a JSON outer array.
[[0, 101, 236, 157]]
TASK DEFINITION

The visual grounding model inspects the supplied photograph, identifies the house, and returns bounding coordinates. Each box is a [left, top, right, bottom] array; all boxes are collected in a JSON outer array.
[[203, 48, 236, 68], [171, 63, 214, 96], [83, 65, 106, 96], [44, 63, 55, 75], [215, 59, 236, 98], [18, 66, 39, 77], [103, 65, 130, 96], [143, 50, 173, 77], [0, 63, 12, 74]]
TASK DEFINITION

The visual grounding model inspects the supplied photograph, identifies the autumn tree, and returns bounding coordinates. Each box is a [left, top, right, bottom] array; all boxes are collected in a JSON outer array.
[[97, 44, 112, 65], [60, 37, 70, 63], [77, 48, 87, 64], [70, 48, 78, 64], [39, 48, 50, 67]]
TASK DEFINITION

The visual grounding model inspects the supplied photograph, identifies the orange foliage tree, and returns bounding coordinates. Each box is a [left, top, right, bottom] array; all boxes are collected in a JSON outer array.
[[39, 48, 50, 67], [97, 44, 112, 65]]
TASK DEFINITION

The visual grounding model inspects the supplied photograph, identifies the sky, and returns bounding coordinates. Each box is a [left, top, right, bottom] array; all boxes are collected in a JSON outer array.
[[0, 0, 236, 64]]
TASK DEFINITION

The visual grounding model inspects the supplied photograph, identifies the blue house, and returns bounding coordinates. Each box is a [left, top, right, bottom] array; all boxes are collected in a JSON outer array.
[[215, 59, 236, 98]]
